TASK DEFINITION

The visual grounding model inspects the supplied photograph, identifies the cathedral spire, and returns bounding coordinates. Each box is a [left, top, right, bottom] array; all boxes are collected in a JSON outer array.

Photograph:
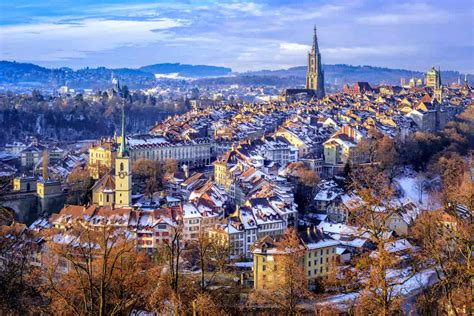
[[118, 94, 128, 157], [306, 25, 325, 98], [312, 25, 319, 52], [436, 65, 442, 88]]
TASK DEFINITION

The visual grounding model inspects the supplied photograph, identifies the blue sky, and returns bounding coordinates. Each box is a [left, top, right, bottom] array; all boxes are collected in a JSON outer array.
[[0, 0, 473, 72]]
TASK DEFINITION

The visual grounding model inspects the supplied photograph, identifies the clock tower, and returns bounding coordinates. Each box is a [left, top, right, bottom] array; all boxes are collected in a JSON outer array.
[[115, 97, 132, 208]]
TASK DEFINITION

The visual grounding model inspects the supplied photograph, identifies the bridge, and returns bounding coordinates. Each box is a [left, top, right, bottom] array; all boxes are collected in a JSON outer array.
[[0, 190, 65, 225]]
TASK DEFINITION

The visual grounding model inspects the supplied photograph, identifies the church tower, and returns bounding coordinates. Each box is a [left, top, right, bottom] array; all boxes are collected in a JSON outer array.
[[115, 97, 132, 208], [434, 66, 442, 103], [306, 26, 325, 98]]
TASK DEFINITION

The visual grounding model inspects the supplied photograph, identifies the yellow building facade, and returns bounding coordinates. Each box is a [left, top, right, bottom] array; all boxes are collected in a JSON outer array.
[[89, 140, 116, 180]]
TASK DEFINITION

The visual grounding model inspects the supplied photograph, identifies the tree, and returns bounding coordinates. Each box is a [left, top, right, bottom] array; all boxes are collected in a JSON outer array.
[[429, 153, 467, 205], [189, 231, 230, 292], [160, 222, 185, 294], [0, 223, 42, 313], [355, 137, 377, 163], [249, 228, 312, 315], [42, 224, 159, 315], [291, 163, 320, 213], [66, 167, 94, 205], [347, 167, 415, 315], [375, 135, 400, 182], [163, 159, 178, 175], [414, 172, 429, 204], [412, 208, 473, 315], [132, 159, 163, 195], [403, 132, 444, 171], [192, 293, 226, 315]]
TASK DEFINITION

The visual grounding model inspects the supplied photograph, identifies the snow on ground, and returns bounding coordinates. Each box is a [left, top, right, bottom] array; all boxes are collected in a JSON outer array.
[[314, 268, 437, 310], [395, 175, 438, 209]]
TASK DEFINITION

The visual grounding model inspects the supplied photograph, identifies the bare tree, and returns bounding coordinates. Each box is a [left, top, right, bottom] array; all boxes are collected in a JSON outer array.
[[0, 223, 42, 313], [42, 223, 158, 315], [412, 165, 473, 316], [348, 166, 415, 315]]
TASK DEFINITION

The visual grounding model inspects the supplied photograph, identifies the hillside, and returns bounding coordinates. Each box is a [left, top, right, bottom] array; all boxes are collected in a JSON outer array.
[[140, 63, 232, 78], [0, 61, 470, 92], [244, 64, 469, 86]]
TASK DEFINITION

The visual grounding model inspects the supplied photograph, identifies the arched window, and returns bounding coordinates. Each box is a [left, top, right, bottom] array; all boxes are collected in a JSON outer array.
[[120, 162, 124, 171]]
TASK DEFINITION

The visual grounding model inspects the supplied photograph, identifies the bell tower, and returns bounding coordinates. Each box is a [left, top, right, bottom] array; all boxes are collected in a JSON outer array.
[[306, 25, 325, 99], [115, 96, 132, 208]]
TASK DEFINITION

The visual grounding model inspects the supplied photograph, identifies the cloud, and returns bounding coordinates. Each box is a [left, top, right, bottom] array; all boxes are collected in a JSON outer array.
[[322, 46, 418, 58], [356, 3, 452, 25], [219, 2, 263, 16], [279, 42, 311, 54], [0, 17, 186, 61], [0, 0, 472, 73]]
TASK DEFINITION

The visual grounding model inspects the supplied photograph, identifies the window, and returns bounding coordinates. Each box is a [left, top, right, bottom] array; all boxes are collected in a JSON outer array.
[[262, 265, 266, 271], [120, 162, 124, 171], [326, 249, 329, 255], [308, 261, 311, 267], [308, 271, 311, 276], [320, 258, 323, 264], [332, 248, 335, 254]]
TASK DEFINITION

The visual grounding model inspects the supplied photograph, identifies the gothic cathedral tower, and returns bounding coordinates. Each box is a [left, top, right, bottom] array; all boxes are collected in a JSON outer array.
[[115, 97, 132, 208], [306, 26, 325, 99]]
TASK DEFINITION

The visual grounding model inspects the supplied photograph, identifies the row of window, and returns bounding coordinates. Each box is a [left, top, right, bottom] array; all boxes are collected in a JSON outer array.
[[307, 247, 335, 258], [308, 266, 329, 276]]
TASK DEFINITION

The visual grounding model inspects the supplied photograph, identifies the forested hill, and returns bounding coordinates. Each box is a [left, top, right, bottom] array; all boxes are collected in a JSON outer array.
[[0, 61, 232, 91], [243, 64, 470, 86], [1, 60, 471, 91]]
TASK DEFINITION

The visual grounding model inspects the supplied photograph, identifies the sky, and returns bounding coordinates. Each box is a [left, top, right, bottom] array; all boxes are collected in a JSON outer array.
[[0, 0, 473, 73]]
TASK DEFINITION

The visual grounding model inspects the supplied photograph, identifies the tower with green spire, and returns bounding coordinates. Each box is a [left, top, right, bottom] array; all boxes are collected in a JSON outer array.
[[118, 97, 128, 157], [115, 88, 132, 208]]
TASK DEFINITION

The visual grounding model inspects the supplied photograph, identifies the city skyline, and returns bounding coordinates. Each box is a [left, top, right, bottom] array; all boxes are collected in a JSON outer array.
[[1, 0, 473, 73]]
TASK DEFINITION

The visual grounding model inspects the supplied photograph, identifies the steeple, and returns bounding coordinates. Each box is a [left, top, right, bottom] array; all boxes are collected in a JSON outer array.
[[312, 25, 319, 52], [118, 96, 128, 157], [114, 88, 132, 208], [306, 25, 325, 98], [436, 66, 442, 88]]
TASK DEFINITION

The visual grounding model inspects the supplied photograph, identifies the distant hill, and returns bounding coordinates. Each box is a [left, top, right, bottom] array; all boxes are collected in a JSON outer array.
[[140, 63, 232, 78], [0, 61, 232, 92], [244, 64, 470, 86], [0, 60, 470, 92]]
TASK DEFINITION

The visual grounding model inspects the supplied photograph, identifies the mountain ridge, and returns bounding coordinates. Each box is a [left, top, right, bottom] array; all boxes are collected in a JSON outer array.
[[0, 60, 471, 91]]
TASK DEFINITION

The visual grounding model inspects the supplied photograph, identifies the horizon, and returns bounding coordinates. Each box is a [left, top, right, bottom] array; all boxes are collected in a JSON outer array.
[[2, 59, 473, 76], [1, 1, 473, 73]]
